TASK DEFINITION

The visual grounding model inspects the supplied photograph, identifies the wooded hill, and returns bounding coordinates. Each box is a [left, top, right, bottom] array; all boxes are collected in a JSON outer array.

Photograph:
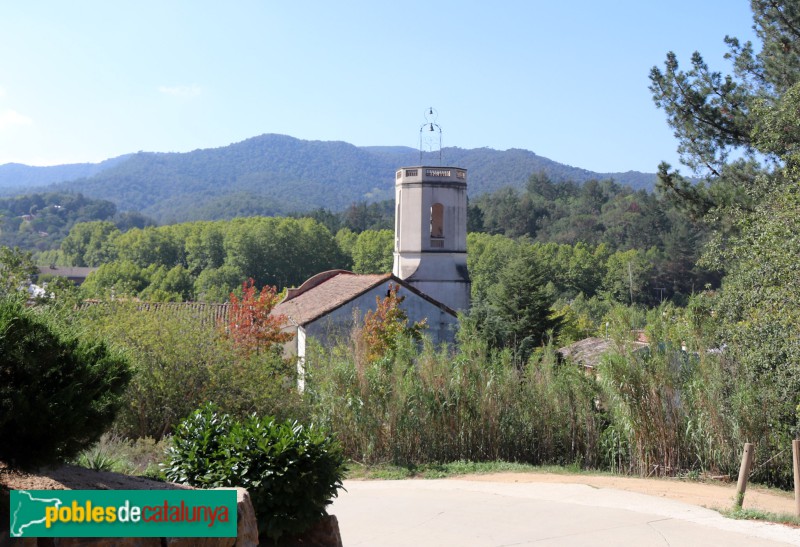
[[0, 134, 656, 223]]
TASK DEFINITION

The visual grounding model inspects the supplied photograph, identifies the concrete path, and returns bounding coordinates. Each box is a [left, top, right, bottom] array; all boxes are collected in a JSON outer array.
[[330, 479, 800, 546]]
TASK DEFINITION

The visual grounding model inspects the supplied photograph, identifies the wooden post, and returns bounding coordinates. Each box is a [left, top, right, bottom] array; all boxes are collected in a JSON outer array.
[[735, 442, 754, 509], [793, 440, 800, 517]]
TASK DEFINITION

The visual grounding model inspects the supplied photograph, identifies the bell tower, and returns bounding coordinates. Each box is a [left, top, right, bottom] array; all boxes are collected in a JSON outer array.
[[392, 109, 470, 311]]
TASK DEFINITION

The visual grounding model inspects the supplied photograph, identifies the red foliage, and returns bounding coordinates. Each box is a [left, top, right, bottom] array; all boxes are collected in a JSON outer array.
[[227, 278, 292, 356]]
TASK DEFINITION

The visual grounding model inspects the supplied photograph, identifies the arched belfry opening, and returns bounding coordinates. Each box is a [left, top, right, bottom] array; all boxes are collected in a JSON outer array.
[[392, 109, 471, 311]]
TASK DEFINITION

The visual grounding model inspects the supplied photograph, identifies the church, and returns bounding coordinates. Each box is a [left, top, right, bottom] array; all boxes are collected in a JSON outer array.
[[273, 164, 471, 382]]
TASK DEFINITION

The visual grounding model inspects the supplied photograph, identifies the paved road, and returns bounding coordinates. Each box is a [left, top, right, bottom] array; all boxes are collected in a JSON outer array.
[[330, 479, 800, 546]]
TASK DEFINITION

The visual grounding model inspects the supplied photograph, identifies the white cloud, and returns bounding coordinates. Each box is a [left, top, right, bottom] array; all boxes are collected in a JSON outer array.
[[158, 84, 202, 98], [0, 109, 33, 130]]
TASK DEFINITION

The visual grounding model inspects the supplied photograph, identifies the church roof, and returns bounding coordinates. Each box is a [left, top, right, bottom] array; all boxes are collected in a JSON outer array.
[[273, 270, 455, 327]]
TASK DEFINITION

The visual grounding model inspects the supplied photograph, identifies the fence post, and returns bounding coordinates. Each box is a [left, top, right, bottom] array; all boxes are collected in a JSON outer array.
[[793, 439, 800, 517], [734, 442, 754, 509]]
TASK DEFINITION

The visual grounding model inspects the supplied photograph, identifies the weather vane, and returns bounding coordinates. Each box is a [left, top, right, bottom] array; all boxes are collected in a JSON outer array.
[[419, 107, 442, 165]]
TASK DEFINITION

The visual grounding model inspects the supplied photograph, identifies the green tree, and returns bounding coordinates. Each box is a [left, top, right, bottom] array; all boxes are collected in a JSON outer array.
[[0, 246, 37, 297], [650, 2, 800, 485], [61, 221, 120, 266], [0, 297, 130, 468], [80, 260, 151, 299], [194, 264, 244, 302], [334, 228, 358, 270], [139, 265, 194, 301], [223, 217, 344, 289], [466, 232, 520, 302], [602, 248, 659, 305], [351, 229, 394, 274], [115, 226, 183, 268], [474, 247, 560, 364], [184, 221, 226, 275], [649, 0, 800, 218], [694, 86, 800, 484]]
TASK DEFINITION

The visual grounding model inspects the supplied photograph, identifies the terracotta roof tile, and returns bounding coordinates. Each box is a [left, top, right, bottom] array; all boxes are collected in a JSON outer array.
[[78, 300, 230, 327], [273, 272, 393, 326], [76, 271, 455, 330], [558, 336, 648, 369]]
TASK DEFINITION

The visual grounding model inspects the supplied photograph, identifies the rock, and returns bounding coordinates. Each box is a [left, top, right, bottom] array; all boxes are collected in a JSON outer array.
[[0, 530, 38, 546], [231, 488, 258, 547], [164, 537, 233, 547], [163, 487, 256, 547], [276, 515, 343, 547], [52, 539, 160, 547]]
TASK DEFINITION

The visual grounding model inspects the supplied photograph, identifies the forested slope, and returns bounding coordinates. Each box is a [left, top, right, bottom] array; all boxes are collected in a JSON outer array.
[[1, 134, 656, 223]]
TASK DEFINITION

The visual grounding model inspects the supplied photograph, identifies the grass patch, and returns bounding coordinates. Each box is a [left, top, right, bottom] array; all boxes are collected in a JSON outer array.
[[720, 507, 800, 527], [346, 460, 608, 480], [72, 434, 170, 478]]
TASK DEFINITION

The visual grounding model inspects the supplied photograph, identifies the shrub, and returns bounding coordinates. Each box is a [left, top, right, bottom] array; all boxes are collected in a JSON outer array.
[[77, 302, 304, 439], [0, 297, 131, 469], [165, 404, 346, 541], [71, 434, 170, 477]]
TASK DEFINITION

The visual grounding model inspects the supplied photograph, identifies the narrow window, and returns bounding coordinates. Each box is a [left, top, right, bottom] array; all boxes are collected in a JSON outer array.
[[395, 190, 402, 249], [430, 203, 444, 238]]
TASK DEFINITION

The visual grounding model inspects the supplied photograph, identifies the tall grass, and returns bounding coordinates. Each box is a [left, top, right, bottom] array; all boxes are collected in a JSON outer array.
[[304, 303, 790, 486], [305, 324, 601, 468], [597, 305, 744, 479]]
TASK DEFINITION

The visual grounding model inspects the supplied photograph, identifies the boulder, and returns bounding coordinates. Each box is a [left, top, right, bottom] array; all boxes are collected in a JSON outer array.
[[275, 514, 343, 547]]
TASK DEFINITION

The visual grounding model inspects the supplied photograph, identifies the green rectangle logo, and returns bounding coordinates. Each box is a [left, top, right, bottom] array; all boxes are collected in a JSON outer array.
[[9, 490, 237, 537]]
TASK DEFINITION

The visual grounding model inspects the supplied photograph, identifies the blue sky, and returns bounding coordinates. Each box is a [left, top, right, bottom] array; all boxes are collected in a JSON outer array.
[[0, 2, 756, 173]]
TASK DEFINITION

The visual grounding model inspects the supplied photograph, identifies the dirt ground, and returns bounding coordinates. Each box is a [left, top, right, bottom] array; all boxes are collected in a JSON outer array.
[[0, 462, 189, 491], [454, 472, 797, 515]]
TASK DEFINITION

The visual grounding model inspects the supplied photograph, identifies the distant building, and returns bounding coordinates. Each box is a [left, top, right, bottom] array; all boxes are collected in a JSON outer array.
[[38, 266, 98, 286], [558, 334, 649, 373]]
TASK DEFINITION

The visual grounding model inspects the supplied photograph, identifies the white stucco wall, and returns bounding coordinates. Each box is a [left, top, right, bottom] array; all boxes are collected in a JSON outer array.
[[393, 166, 471, 311], [304, 280, 458, 349], [296, 326, 306, 391]]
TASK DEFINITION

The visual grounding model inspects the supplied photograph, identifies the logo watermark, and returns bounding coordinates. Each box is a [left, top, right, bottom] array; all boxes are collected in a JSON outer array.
[[10, 490, 237, 537]]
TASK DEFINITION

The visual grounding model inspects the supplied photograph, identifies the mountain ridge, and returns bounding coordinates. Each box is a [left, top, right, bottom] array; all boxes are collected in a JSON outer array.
[[0, 134, 657, 223]]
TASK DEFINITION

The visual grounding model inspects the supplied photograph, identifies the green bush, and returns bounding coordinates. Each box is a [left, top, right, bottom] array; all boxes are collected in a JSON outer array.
[[165, 404, 346, 541], [0, 297, 131, 469], [76, 302, 306, 440]]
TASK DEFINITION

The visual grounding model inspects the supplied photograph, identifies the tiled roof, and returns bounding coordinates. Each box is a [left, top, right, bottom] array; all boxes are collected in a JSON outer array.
[[38, 266, 98, 279], [558, 336, 648, 370], [558, 337, 614, 369], [134, 301, 231, 326], [273, 271, 393, 326], [78, 300, 231, 327], [75, 270, 456, 329]]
